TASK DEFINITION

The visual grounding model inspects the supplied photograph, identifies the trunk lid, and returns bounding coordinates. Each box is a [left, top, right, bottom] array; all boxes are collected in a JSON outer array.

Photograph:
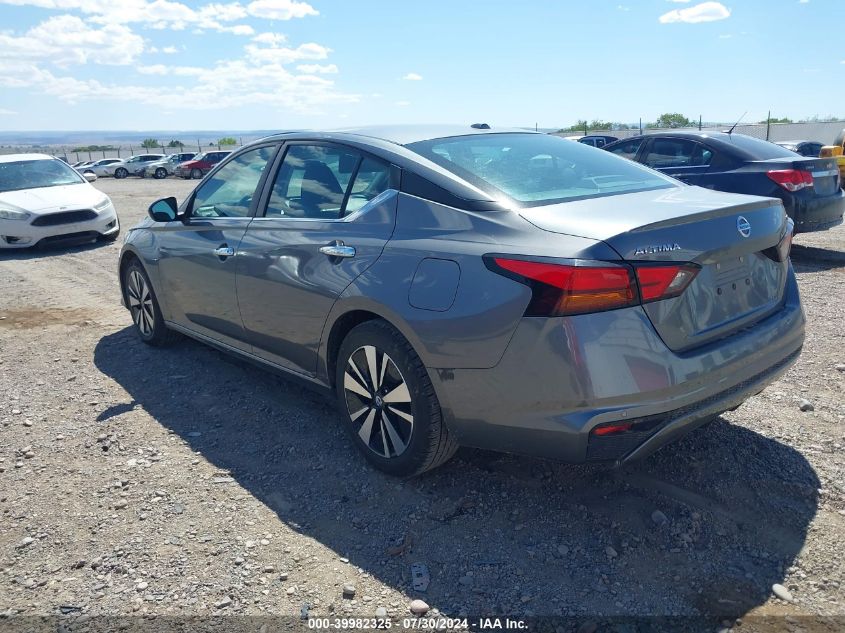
[[518, 186, 790, 351], [755, 157, 841, 197]]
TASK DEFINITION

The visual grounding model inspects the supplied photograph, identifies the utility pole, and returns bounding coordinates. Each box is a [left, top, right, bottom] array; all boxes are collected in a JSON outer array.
[[766, 110, 771, 141], [699, 115, 702, 130], [639, 118, 642, 135]]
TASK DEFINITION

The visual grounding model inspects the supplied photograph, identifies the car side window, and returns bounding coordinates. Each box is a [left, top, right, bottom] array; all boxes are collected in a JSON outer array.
[[343, 157, 391, 216], [608, 138, 642, 159], [190, 146, 276, 219], [266, 145, 364, 219], [643, 139, 710, 169]]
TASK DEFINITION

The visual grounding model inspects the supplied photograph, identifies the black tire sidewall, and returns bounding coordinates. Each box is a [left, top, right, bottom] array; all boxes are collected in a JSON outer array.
[[335, 322, 440, 477], [155, 168, 166, 179], [191, 169, 202, 179], [115, 168, 127, 179]]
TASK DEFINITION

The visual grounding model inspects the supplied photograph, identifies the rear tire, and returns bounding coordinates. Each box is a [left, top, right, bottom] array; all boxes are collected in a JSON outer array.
[[335, 320, 458, 477], [123, 260, 178, 347]]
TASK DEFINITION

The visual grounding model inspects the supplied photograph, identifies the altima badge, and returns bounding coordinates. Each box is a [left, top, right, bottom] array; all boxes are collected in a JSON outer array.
[[737, 216, 751, 238], [634, 243, 681, 255]]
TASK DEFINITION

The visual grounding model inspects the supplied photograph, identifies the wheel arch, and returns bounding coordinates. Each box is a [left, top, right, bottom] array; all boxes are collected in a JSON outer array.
[[118, 249, 142, 307], [319, 300, 429, 391]]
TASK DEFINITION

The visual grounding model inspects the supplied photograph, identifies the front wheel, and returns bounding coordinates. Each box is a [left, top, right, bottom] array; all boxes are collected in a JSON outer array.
[[123, 261, 178, 346], [114, 167, 128, 179], [154, 168, 167, 179], [335, 320, 458, 476], [190, 168, 202, 179]]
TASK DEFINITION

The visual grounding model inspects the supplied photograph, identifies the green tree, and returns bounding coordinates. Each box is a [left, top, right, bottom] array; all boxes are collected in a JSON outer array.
[[141, 138, 160, 148], [167, 139, 184, 148], [72, 144, 115, 152], [649, 113, 693, 129], [217, 137, 237, 146], [588, 120, 614, 131]]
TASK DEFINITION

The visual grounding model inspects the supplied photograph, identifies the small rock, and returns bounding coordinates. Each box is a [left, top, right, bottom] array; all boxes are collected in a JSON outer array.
[[136, 582, 148, 591], [279, 572, 289, 581], [114, 500, 128, 510], [409, 599, 429, 615], [234, 557, 244, 566], [651, 510, 669, 526], [834, 363, 845, 372], [263, 565, 275, 573], [605, 546, 618, 559], [16, 537, 35, 549], [772, 583, 794, 602], [798, 399, 814, 412], [12, 409, 21, 415], [215, 596, 232, 609], [286, 586, 296, 595], [23, 420, 33, 427], [342, 584, 356, 598], [375, 607, 387, 618]]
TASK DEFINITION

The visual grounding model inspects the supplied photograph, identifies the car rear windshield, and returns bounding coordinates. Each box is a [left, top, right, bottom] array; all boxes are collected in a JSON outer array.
[[0, 159, 84, 193], [406, 133, 675, 206], [723, 134, 799, 160]]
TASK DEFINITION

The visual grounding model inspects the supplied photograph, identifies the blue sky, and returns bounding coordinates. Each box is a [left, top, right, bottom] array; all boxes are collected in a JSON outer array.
[[0, 0, 842, 131]]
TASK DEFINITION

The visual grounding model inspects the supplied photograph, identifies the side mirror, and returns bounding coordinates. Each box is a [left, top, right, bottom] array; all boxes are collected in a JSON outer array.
[[83, 172, 97, 182], [148, 197, 179, 222]]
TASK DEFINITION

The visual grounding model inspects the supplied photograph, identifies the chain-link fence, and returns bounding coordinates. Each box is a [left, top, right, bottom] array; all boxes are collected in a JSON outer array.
[[555, 120, 845, 145], [0, 137, 261, 161]]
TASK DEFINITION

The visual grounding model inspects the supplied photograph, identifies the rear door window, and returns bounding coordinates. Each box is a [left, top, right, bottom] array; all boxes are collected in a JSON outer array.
[[265, 145, 391, 219]]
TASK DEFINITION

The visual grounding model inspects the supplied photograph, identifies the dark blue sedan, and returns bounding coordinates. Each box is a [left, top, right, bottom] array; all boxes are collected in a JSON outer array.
[[604, 132, 844, 233]]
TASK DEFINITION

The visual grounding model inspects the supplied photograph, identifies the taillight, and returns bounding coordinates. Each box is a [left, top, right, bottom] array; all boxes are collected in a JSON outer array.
[[486, 257, 699, 317], [489, 258, 637, 316], [591, 423, 633, 436], [634, 264, 700, 303], [767, 169, 814, 192]]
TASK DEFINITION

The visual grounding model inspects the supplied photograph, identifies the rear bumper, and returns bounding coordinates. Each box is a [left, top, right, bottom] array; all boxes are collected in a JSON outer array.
[[430, 266, 804, 463], [789, 189, 845, 233]]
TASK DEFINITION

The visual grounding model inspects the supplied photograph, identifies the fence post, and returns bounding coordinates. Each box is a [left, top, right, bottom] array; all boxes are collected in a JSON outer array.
[[766, 110, 771, 141]]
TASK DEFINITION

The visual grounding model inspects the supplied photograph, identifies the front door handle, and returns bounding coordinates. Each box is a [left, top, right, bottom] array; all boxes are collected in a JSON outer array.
[[214, 245, 235, 258], [319, 241, 356, 258]]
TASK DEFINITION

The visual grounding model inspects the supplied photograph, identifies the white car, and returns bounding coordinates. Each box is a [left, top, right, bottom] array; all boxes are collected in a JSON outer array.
[[0, 153, 120, 249], [81, 158, 122, 177], [101, 154, 165, 178]]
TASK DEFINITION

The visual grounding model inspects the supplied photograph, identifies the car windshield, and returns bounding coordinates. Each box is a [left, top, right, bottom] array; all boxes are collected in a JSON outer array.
[[406, 133, 674, 206], [0, 158, 85, 193], [192, 153, 207, 161]]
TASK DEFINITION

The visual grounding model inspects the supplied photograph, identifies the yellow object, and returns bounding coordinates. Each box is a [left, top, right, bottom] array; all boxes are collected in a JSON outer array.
[[821, 145, 845, 183]]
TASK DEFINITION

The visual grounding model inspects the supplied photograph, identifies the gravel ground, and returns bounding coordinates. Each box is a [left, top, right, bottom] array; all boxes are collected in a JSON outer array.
[[1, 178, 844, 631]]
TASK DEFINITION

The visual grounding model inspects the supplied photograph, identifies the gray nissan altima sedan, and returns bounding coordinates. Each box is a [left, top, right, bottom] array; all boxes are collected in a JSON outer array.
[[118, 125, 805, 476]]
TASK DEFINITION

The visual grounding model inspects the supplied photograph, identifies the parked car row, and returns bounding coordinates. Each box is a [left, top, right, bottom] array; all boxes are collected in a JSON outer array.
[[603, 132, 844, 233], [66, 151, 234, 180]]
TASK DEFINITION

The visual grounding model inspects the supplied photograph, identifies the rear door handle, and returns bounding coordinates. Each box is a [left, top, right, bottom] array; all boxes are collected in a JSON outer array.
[[319, 241, 356, 258], [214, 245, 235, 258]]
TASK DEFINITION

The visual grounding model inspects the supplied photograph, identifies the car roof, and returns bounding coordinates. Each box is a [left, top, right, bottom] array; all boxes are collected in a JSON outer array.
[[261, 124, 537, 146], [0, 153, 56, 163], [776, 140, 815, 145]]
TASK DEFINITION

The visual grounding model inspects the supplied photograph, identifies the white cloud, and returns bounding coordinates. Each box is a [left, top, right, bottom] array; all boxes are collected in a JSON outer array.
[[246, 0, 318, 20], [137, 63, 204, 75], [395, 100, 410, 107], [0, 14, 144, 66], [402, 72, 422, 81], [799, 0, 809, 3], [659, 1, 730, 23], [0, 0, 319, 33], [296, 63, 338, 74], [718, 33, 732, 38], [162, 45, 179, 53], [252, 32, 287, 45], [0, 108, 17, 115], [245, 41, 330, 65]]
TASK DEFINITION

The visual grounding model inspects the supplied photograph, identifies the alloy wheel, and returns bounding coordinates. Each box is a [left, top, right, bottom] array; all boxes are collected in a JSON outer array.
[[126, 269, 154, 336], [343, 345, 413, 459]]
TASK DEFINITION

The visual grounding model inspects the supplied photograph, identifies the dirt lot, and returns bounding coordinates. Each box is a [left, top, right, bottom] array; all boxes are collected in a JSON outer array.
[[1, 177, 844, 631]]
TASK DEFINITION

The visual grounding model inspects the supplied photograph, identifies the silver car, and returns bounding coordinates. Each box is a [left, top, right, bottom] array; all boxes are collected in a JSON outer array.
[[118, 126, 804, 476]]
